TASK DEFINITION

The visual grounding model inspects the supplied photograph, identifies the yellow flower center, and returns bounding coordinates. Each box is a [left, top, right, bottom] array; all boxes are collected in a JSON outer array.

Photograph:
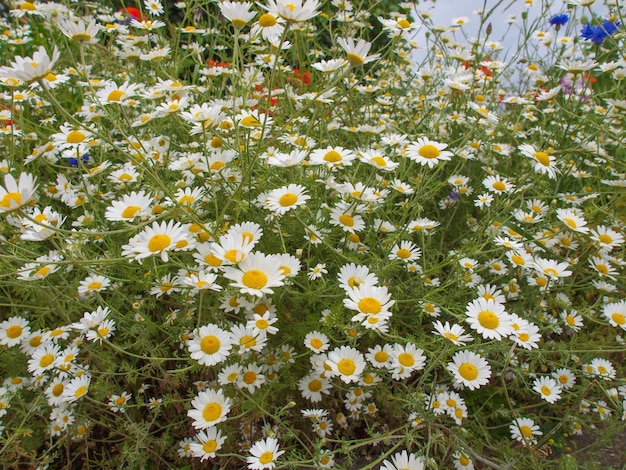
[[562, 217, 577, 229], [518, 332, 530, 342], [511, 255, 525, 266], [370, 156, 386, 167], [397, 19, 411, 28], [520, 425, 533, 438], [543, 268, 558, 277], [241, 337, 258, 351], [203, 439, 218, 453], [148, 234, 171, 252], [224, 249, 244, 264], [97, 326, 109, 337], [200, 335, 220, 354], [459, 455, 470, 465], [323, 150, 341, 162], [533, 151, 550, 166], [358, 297, 381, 314], [443, 332, 458, 341], [396, 248, 411, 259], [279, 193, 298, 207], [21, 1, 37, 10], [347, 53, 364, 67], [242, 269, 267, 289], [374, 351, 388, 363], [121, 205, 141, 219], [74, 385, 87, 398], [259, 451, 274, 465], [611, 313, 625, 325], [66, 130, 86, 144], [458, 363, 478, 380], [52, 383, 64, 396], [202, 402, 222, 422], [310, 338, 323, 349], [87, 281, 102, 290], [337, 358, 356, 376], [478, 310, 499, 329], [39, 353, 55, 368], [7, 325, 23, 338], [1, 192, 21, 208], [339, 214, 354, 227], [492, 181, 506, 191], [598, 234, 613, 244], [541, 385, 551, 396], [255, 319, 269, 330], [259, 13, 277, 27], [418, 144, 440, 159], [240, 115, 260, 127], [115, 396, 126, 406], [243, 371, 257, 384], [398, 352, 414, 367]]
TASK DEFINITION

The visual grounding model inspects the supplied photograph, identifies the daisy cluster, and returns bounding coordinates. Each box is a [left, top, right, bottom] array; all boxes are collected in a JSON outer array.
[[0, 0, 625, 468]]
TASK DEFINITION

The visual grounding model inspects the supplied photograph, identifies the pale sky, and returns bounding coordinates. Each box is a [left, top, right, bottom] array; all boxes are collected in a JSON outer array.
[[411, 0, 547, 65]]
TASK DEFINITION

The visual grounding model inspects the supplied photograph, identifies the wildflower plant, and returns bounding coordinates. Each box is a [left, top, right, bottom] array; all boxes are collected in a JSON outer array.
[[0, 0, 625, 468]]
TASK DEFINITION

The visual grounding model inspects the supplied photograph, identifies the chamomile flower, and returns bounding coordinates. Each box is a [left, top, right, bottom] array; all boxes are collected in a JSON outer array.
[[190, 427, 226, 461], [187, 324, 233, 367], [483, 175, 516, 194], [447, 350, 491, 390], [27, 343, 60, 376], [0, 317, 31, 347], [590, 226, 624, 251], [380, 450, 425, 470], [533, 376, 562, 403], [247, 436, 285, 469], [85, 318, 116, 343], [264, 184, 310, 215], [122, 220, 193, 263], [219, 1, 256, 30], [309, 146, 356, 168], [552, 368, 576, 390], [556, 208, 589, 233], [303, 331, 330, 353], [465, 298, 513, 340], [0, 172, 37, 212], [604, 300, 626, 331], [298, 373, 331, 402], [104, 190, 153, 222], [344, 284, 394, 322], [62, 374, 91, 403], [262, 0, 320, 23], [588, 358, 616, 380], [510, 417, 542, 445], [326, 346, 366, 384], [188, 388, 232, 429], [561, 309, 584, 331], [337, 263, 379, 291], [77, 274, 110, 298], [432, 321, 473, 346], [390, 343, 427, 380], [337, 37, 380, 67], [246, 311, 279, 337], [223, 252, 285, 297], [57, 17, 102, 44], [237, 362, 266, 393], [388, 240, 421, 262], [407, 137, 454, 168], [250, 12, 285, 41], [518, 144, 559, 179], [0, 46, 60, 83]]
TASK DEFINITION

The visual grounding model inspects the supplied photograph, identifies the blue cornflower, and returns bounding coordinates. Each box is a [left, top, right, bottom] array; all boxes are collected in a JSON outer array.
[[68, 154, 90, 167], [549, 14, 569, 27], [581, 20, 621, 45]]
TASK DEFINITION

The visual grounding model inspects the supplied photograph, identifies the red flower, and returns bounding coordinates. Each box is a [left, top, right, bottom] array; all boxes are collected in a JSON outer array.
[[119, 7, 144, 22]]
